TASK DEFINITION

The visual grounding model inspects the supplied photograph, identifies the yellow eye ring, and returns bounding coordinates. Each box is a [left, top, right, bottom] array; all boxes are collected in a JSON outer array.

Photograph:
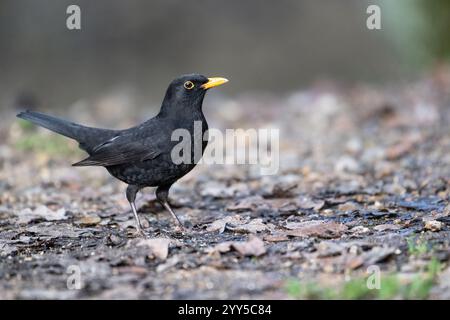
[[184, 81, 195, 90]]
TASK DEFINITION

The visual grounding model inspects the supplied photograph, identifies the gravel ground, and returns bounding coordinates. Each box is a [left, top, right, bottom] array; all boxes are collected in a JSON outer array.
[[0, 69, 449, 299]]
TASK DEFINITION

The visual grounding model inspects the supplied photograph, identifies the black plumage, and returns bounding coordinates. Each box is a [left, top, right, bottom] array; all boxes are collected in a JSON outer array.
[[17, 74, 228, 235]]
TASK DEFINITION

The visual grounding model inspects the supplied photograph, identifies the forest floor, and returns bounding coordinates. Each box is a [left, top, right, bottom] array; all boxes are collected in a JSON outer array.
[[0, 69, 449, 299]]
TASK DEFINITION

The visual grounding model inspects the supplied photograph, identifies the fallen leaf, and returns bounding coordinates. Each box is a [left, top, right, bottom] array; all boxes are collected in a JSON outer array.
[[206, 215, 268, 234], [16, 206, 67, 224], [350, 226, 370, 234], [231, 236, 266, 257], [346, 246, 396, 270], [25, 224, 84, 238], [338, 202, 359, 212], [206, 215, 245, 233], [116, 219, 139, 230], [208, 242, 233, 254], [76, 215, 101, 226], [363, 246, 396, 266], [268, 182, 298, 198], [207, 236, 266, 257], [277, 203, 299, 215], [227, 218, 269, 234], [316, 241, 345, 257], [137, 238, 171, 260], [116, 266, 148, 275], [263, 234, 289, 242], [373, 224, 400, 232], [345, 255, 365, 270], [226, 196, 264, 212], [296, 197, 325, 211], [285, 220, 348, 239]]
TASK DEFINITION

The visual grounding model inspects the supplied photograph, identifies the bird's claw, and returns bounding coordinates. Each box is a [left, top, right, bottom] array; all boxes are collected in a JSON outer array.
[[128, 225, 148, 238]]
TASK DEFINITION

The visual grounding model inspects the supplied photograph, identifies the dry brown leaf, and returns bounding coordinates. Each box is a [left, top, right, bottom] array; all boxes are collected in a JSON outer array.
[[316, 241, 346, 257], [363, 247, 396, 265], [17, 206, 67, 224], [227, 218, 269, 234], [137, 238, 171, 260], [206, 215, 245, 233], [226, 196, 264, 212], [208, 236, 266, 257], [373, 224, 400, 232], [337, 202, 359, 212], [76, 214, 101, 226], [231, 236, 266, 257], [269, 182, 298, 198], [350, 226, 370, 234], [285, 220, 348, 239], [207, 215, 268, 234], [263, 234, 289, 242], [296, 197, 325, 211], [208, 242, 233, 254], [345, 255, 365, 270]]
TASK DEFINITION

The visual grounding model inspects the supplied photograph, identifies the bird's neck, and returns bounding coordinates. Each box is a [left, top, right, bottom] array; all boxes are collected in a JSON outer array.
[[157, 96, 206, 120]]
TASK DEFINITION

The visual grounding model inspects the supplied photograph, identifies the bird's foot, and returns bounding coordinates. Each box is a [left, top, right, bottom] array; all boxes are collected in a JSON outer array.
[[155, 225, 186, 238], [137, 228, 149, 238], [126, 224, 149, 238], [161, 201, 188, 234]]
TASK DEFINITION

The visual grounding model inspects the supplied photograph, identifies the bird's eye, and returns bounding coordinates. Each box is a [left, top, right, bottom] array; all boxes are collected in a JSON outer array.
[[184, 81, 195, 90]]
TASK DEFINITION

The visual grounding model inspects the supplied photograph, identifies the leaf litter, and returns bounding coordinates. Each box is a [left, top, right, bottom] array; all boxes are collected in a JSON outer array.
[[1, 71, 450, 299]]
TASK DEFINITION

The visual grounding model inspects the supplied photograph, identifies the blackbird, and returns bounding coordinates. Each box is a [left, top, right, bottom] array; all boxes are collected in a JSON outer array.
[[17, 74, 228, 235]]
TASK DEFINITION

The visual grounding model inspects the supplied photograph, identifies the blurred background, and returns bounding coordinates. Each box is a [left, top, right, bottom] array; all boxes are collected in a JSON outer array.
[[0, 0, 449, 116], [1, 1, 450, 300]]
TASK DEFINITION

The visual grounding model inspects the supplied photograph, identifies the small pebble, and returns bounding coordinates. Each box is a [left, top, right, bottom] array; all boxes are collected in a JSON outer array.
[[424, 220, 442, 232]]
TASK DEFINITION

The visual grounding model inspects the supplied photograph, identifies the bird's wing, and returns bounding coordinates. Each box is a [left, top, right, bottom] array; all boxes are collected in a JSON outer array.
[[72, 133, 162, 167]]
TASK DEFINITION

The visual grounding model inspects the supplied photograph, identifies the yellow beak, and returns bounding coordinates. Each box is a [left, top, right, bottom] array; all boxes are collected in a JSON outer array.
[[201, 77, 229, 90]]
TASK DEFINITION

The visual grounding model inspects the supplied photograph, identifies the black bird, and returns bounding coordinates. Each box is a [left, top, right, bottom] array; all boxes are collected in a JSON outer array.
[[17, 74, 228, 235]]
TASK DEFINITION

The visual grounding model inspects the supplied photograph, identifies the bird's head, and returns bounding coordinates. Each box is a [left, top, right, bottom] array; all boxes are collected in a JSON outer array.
[[159, 74, 228, 117]]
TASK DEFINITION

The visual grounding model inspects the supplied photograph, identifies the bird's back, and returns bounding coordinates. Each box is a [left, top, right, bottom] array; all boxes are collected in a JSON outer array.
[[104, 112, 209, 187]]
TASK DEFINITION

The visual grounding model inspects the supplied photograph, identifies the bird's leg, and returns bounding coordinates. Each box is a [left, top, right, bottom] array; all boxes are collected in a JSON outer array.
[[162, 202, 184, 228], [126, 185, 145, 236], [156, 185, 185, 231]]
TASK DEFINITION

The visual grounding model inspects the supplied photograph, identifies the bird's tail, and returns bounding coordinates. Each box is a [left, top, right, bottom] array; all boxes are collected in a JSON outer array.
[[17, 110, 85, 141], [17, 110, 119, 154]]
